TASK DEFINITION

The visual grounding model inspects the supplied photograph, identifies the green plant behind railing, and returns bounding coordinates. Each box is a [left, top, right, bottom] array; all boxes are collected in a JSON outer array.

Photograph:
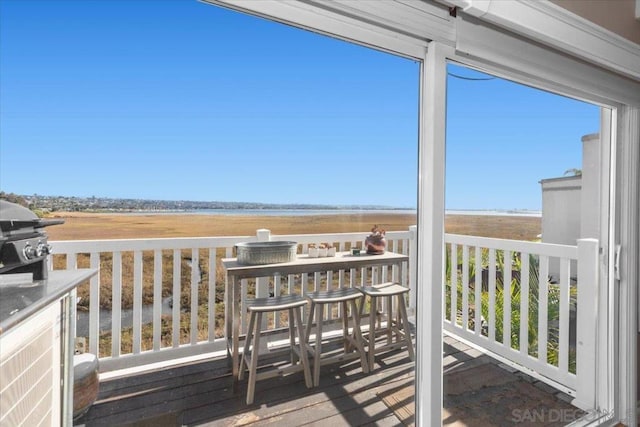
[[445, 245, 576, 374]]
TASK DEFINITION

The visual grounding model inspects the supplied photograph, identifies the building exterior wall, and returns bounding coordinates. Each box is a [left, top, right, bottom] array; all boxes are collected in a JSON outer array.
[[549, 0, 640, 44], [541, 176, 582, 246], [540, 133, 601, 280], [540, 176, 581, 281], [580, 133, 601, 239]]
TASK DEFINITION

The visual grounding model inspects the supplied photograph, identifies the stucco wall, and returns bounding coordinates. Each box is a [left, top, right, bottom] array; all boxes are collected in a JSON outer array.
[[541, 176, 582, 246], [549, 0, 640, 45], [540, 176, 581, 281]]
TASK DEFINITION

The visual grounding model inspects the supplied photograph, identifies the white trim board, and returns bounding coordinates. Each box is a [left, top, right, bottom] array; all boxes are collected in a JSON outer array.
[[454, 15, 640, 107], [205, 0, 640, 84], [442, 0, 640, 82], [200, 0, 455, 59]]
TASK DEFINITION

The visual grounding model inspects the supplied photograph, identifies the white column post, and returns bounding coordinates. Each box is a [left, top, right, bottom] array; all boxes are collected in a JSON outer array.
[[574, 238, 599, 411], [616, 105, 639, 425], [415, 41, 451, 427]]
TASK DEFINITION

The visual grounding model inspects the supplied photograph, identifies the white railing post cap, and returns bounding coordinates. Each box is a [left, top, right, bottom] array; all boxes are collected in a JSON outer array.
[[256, 229, 271, 241]]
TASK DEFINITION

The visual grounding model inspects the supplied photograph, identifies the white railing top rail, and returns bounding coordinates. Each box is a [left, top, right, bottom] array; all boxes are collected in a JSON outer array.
[[445, 233, 578, 259], [51, 236, 254, 252], [51, 230, 413, 252]]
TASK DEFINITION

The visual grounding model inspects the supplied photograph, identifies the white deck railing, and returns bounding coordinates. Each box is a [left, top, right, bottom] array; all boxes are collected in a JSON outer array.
[[50, 227, 597, 409], [443, 234, 598, 410], [51, 227, 417, 372]]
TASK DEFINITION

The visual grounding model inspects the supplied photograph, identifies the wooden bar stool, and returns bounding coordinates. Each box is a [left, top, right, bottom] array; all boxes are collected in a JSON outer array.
[[238, 295, 312, 405], [358, 282, 415, 369], [304, 287, 369, 387]]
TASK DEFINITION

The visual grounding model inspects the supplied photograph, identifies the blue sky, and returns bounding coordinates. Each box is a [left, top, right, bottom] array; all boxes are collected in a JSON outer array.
[[0, 0, 599, 210]]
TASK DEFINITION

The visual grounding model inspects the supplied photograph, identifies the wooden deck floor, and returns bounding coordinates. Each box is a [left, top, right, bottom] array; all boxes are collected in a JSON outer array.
[[75, 335, 581, 426]]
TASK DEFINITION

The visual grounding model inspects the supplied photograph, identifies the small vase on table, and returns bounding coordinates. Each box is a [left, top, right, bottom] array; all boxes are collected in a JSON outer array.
[[365, 225, 386, 255]]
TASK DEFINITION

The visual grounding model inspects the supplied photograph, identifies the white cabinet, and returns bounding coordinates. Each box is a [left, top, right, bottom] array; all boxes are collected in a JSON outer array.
[[0, 299, 64, 425], [0, 270, 95, 426]]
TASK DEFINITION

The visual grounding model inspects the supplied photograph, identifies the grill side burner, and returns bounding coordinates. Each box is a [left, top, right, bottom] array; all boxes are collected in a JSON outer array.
[[0, 200, 64, 280]]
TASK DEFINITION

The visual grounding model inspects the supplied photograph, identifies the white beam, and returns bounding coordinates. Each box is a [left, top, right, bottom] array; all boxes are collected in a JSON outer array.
[[441, 0, 640, 82], [616, 105, 640, 426], [200, 0, 456, 59], [455, 15, 640, 107]]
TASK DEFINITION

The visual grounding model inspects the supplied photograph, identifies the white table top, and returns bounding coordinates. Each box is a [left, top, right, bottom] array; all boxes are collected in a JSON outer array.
[[222, 251, 408, 280]]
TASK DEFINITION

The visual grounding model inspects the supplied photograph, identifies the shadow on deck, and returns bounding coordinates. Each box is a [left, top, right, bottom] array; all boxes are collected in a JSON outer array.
[[75, 335, 581, 426]]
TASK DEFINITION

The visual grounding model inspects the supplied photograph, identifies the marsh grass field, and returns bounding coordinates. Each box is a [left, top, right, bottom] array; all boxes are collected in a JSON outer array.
[[47, 211, 541, 241], [47, 212, 541, 355]]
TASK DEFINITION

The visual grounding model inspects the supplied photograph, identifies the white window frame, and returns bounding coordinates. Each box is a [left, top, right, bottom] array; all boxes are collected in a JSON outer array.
[[201, 1, 639, 425]]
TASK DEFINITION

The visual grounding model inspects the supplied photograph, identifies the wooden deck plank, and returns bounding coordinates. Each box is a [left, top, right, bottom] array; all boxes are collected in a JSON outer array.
[[76, 335, 581, 427], [184, 351, 413, 426]]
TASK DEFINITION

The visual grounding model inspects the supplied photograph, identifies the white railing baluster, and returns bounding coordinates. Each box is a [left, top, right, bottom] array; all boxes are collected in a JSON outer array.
[[112, 251, 122, 357], [389, 239, 397, 282], [408, 226, 417, 312], [462, 245, 469, 331], [488, 248, 496, 341], [208, 249, 216, 342], [338, 242, 346, 288], [538, 255, 549, 365], [89, 252, 100, 355], [372, 265, 379, 285], [288, 274, 294, 295], [133, 250, 143, 354], [273, 274, 281, 328], [66, 252, 77, 270], [450, 243, 458, 325], [520, 253, 530, 356], [172, 249, 181, 348], [190, 248, 199, 345], [503, 250, 512, 349], [153, 249, 162, 350], [474, 246, 481, 336], [559, 257, 570, 371]]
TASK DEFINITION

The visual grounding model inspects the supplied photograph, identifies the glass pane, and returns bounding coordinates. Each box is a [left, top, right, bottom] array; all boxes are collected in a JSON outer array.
[[444, 61, 602, 424]]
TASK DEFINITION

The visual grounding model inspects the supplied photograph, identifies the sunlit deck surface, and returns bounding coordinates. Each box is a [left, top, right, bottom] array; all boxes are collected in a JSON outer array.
[[76, 334, 580, 426]]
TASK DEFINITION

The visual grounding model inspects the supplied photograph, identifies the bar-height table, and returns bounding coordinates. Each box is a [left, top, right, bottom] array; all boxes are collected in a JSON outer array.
[[221, 251, 409, 379]]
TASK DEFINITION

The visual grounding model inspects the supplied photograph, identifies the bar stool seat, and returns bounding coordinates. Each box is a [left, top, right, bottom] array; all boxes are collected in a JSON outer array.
[[304, 287, 369, 386], [358, 282, 415, 369], [239, 294, 312, 405]]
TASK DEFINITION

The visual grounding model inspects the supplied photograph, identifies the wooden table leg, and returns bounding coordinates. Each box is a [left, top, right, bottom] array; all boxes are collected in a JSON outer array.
[[232, 276, 241, 381]]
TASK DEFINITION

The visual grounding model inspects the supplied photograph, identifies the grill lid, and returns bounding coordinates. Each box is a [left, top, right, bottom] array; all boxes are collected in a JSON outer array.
[[0, 200, 64, 233]]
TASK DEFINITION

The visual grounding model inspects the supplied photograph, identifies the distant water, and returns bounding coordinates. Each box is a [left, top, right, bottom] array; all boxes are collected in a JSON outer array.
[[446, 209, 541, 217], [119, 208, 416, 216], [108, 208, 540, 217]]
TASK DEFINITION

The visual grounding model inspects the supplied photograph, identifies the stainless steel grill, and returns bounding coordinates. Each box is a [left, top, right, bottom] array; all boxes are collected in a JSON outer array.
[[0, 200, 64, 280]]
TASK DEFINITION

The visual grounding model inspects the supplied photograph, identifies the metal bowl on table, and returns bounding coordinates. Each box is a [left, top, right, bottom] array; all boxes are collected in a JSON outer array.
[[235, 241, 298, 265]]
